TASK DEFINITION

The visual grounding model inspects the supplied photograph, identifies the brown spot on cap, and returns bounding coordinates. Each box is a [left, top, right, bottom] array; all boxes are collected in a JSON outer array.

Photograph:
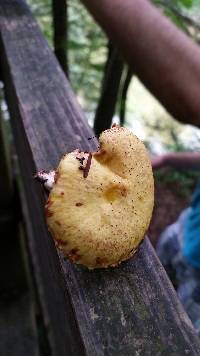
[[95, 257, 108, 266], [47, 199, 53, 206], [68, 248, 81, 262], [76, 202, 83, 207], [54, 171, 60, 184], [54, 238, 68, 247], [55, 221, 61, 226], [45, 205, 53, 218], [71, 248, 79, 254], [121, 188, 127, 197]]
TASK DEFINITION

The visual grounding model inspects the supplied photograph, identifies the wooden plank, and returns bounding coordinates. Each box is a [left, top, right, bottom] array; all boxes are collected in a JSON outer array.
[[0, 105, 13, 209], [0, 224, 40, 356], [0, 1, 200, 355], [0, 292, 39, 356]]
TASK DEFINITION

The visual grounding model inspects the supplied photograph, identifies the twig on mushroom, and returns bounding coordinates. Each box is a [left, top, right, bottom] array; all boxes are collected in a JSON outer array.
[[83, 152, 92, 178]]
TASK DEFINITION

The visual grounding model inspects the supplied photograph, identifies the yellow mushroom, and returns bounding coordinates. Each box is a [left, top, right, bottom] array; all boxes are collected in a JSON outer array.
[[41, 126, 154, 269]]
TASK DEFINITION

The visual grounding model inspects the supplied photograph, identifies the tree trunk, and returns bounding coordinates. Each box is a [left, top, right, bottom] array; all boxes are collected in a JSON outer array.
[[120, 67, 132, 126], [52, 0, 68, 76], [94, 44, 124, 136]]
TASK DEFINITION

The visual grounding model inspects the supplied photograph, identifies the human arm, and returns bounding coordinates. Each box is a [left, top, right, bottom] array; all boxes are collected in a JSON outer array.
[[80, 0, 200, 128], [151, 152, 200, 170]]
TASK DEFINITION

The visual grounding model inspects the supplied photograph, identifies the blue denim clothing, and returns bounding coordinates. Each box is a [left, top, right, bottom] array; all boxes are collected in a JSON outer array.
[[183, 183, 200, 269], [156, 209, 200, 334]]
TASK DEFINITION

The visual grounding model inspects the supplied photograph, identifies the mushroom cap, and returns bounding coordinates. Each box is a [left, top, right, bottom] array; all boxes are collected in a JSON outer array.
[[46, 126, 154, 269]]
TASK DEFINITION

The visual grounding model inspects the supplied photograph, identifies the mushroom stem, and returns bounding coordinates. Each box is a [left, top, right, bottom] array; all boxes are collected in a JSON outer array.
[[34, 170, 56, 191]]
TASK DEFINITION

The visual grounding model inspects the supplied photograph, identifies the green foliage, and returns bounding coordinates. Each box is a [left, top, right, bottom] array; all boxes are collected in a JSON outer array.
[[28, 0, 107, 111], [164, 8, 188, 30], [153, 0, 193, 9], [155, 169, 199, 197], [153, 0, 199, 35], [68, 0, 107, 110], [142, 111, 188, 152], [27, 0, 52, 45], [173, 0, 193, 8]]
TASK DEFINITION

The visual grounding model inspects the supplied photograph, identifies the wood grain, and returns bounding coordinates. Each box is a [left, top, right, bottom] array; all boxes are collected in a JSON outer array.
[[0, 1, 200, 355], [0, 107, 13, 209]]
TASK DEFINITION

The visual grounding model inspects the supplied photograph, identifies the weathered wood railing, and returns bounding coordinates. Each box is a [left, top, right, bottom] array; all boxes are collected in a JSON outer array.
[[0, 1, 200, 355]]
